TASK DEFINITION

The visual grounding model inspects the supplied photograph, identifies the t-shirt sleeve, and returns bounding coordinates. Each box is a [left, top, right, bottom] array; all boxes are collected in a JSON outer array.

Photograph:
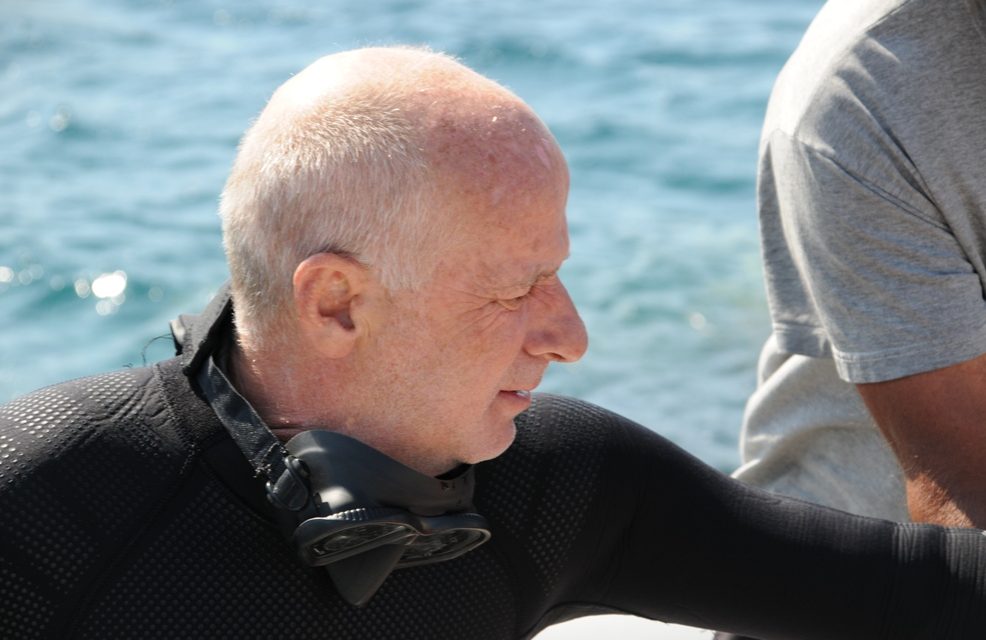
[[761, 130, 986, 383]]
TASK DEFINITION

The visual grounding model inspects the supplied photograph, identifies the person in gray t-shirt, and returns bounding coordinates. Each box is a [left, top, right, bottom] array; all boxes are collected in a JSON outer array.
[[735, 0, 986, 529]]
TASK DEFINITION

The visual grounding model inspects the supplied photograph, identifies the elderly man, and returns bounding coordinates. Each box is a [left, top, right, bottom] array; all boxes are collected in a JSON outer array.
[[220, 46, 585, 477], [3, 47, 986, 639]]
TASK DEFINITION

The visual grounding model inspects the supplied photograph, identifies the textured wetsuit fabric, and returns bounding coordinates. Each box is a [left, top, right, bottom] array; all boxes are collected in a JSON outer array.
[[2, 360, 986, 638]]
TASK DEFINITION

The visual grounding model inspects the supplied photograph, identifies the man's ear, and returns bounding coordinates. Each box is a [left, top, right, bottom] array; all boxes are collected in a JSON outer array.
[[292, 253, 368, 359]]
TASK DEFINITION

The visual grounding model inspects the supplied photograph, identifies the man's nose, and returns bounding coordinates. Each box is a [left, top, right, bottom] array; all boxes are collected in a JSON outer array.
[[525, 280, 588, 363]]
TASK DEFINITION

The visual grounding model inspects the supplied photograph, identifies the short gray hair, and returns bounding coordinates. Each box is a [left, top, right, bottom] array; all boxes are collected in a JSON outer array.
[[220, 52, 449, 348]]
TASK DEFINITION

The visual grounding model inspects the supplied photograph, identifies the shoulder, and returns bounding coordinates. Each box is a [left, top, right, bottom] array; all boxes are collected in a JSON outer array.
[[770, 0, 985, 160], [517, 393, 634, 438], [1, 366, 161, 457], [475, 394, 638, 600], [506, 392, 681, 464], [481, 392, 680, 519], [0, 361, 207, 530], [0, 362, 204, 635], [0, 363, 199, 516], [0, 363, 192, 474], [476, 394, 714, 607]]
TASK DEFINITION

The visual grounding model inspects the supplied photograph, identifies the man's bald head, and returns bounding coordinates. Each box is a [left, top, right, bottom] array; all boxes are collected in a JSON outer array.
[[220, 47, 566, 349]]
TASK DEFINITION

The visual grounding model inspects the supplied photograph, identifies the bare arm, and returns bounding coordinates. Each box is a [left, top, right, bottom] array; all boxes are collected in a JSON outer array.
[[856, 351, 986, 527]]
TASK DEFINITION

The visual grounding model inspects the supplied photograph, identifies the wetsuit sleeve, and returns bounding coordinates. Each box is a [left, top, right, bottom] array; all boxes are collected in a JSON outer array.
[[595, 409, 986, 638]]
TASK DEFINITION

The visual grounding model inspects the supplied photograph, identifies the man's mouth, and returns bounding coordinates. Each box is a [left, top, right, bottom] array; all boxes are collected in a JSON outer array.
[[497, 389, 533, 409]]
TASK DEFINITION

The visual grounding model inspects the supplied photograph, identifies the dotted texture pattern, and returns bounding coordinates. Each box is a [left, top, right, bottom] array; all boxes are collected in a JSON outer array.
[[479, 396, 606, 599], [72, 463, 517, 639], [0, 362, 620, 639], [5, 360, 980, 638], [0, 367, 191, 639]]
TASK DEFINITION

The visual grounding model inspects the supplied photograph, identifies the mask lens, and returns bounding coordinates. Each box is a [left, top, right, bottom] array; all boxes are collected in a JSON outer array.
[[313, 523, 408, 556], [294, 511, 491, 570], [302, 521, 415, 565], [398, 528, 488, 567]]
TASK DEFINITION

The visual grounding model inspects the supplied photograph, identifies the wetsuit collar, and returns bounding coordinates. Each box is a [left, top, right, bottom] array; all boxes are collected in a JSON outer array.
[[171, 281, 233, 377]]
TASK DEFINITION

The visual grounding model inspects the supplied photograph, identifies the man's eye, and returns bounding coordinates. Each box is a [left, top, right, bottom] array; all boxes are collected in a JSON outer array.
[[497, 293, 528, 311]]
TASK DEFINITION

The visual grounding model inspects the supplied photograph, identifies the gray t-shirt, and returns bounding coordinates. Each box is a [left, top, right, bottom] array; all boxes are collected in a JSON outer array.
[[736, 0, 986, 519]]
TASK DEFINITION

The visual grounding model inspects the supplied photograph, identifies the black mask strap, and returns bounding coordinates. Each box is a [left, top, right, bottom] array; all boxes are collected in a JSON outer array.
[[195, 354, 309, 508], [170, 284, 310, 511], [176, 285, 491, 606]]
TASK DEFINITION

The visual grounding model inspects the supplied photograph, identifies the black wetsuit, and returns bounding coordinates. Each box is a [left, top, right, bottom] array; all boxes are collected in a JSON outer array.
[[2, 316, 986, 638]]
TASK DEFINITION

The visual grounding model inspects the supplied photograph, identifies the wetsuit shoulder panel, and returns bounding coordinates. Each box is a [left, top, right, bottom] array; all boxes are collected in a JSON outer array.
[[0, 363, 196, 638]]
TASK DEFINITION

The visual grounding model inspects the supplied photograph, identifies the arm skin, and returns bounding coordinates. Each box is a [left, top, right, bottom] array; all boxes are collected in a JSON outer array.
[[856, 351, 986, 528]]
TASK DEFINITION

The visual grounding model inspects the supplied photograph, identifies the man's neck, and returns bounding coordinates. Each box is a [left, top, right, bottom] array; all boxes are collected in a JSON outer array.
[[227, 338, 458, 477], [226, 340, 310, 436]]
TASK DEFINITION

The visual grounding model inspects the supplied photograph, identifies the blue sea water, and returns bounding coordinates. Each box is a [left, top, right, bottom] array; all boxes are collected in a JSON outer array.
[[1, 0, 823, 471]]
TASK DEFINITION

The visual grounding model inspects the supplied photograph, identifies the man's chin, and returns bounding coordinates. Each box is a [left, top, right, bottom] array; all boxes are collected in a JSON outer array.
[[463, 417, 518, 466]]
